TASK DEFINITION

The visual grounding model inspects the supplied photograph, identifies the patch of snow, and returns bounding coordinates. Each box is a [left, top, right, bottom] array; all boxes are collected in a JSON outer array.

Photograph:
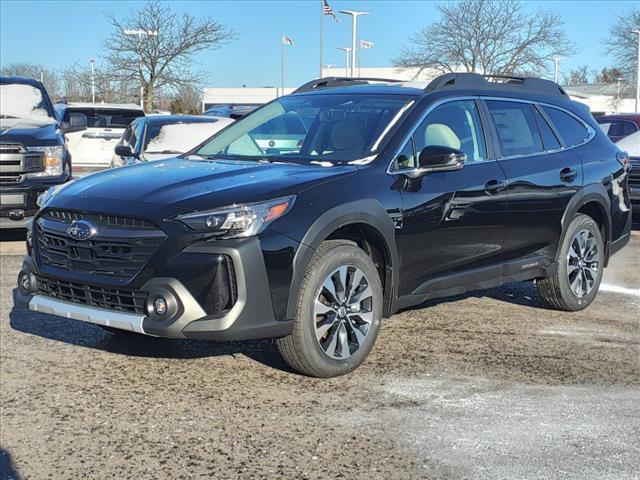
[[145, 121, 233, 154], [0, 83, 54, 122]]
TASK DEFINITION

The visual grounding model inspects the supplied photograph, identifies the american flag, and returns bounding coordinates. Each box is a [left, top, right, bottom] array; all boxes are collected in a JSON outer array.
[[360, 40, 374, 49], [323, 0, 340, 22], [281, 35, 294, 46]]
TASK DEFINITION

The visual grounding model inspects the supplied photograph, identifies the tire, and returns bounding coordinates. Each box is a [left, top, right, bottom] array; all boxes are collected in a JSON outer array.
[[538, 214, 604, 311], [276, 240, 383, 377]]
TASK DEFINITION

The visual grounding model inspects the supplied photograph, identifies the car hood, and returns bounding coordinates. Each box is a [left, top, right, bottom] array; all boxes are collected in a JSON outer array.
[[50, 157, 356, 216], [0, 118, 60, 145]]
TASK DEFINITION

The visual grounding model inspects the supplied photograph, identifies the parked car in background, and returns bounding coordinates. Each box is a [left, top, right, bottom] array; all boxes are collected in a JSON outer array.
[[596, 113, 640, 142], [112, 115, 234, 167], [616, 130, 640, 213], [17, 74, 632, 377], [204, 104, 259, 119], [0, 76, 84, 229], [54, 102, 144, 175]]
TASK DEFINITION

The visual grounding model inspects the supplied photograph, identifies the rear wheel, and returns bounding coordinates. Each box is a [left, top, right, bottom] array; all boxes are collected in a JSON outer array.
[[277, 240, 383, 377], [538, 214, 604, 311]]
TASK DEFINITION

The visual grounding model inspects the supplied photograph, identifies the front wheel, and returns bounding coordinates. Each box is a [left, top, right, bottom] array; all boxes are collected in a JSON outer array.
[[538, 214, 604, 311], [277, 240, 383, 377]]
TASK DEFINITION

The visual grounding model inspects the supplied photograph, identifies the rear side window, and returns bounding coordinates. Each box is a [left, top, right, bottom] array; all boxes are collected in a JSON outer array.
[[486, 101, 543, 157], [598, 120, 638, 138], [533, 108, 561, 151], [542, 106, 589, 147]]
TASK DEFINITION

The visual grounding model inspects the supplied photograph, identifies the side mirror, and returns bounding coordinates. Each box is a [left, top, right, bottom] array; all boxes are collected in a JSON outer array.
[[114, 144, 135, 158], [62, 112, 88, 133], [406, 145, 465, 178]]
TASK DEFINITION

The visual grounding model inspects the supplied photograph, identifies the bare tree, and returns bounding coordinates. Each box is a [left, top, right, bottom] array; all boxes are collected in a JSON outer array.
[[102, 0, 234, 111], [0, 63, 60, 99], [168, 85, 202, 114], [603, 6, 640, 95], [563, 65, 590, 86], [594, 67, 624, 85], [394, 0, 575, 78]]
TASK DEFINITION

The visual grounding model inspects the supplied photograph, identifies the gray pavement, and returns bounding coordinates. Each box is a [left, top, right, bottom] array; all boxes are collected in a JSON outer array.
[[1, 229, 638, 479]]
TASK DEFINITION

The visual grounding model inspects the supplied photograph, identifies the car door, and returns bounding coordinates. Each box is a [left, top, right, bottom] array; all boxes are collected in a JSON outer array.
[[393, 98, 508, 296], [483, 99, 584, 266]]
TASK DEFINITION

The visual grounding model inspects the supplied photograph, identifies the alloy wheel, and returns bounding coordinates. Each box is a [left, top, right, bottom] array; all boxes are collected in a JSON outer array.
[[567, 228, 599, 298], [313, 265, 374, 360]]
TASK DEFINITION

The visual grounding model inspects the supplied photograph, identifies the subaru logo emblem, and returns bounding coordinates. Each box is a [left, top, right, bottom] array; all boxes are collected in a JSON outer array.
[[66, 220, 96, 241]]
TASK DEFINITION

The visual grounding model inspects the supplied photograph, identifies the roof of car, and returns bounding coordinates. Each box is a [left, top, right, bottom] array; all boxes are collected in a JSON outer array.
[[57, 102, 144, 111], [0, 76, 45, 87], [595, 113, 640, 122], [139, 114, 229, 125]]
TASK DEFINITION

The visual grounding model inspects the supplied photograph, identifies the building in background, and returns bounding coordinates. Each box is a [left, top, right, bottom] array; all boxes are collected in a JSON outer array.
[[202, 86, 294, 112], [563, 84, 636, 116]]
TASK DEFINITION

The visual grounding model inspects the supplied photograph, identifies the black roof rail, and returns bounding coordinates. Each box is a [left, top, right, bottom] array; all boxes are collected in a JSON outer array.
[[425, 72, 568, 98], [293, 76, 402, 94]]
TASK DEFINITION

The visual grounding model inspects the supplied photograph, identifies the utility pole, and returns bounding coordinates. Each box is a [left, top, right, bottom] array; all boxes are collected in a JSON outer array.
[[90, 59, 96, 104], [633, 30, 640, 112], [551, 56, 566, 84], [339, 10, 369, 77], [337, 47, 351, 77]]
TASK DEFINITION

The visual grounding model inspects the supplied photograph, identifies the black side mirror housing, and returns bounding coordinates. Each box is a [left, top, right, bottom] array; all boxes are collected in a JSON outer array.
[[406, 145, 466, 178], [114, 144, 135, 158], [62, 112, 88, 133]]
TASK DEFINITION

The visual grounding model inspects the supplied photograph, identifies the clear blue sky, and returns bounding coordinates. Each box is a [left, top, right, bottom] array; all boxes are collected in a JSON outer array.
[[0, 0, 635, 87]]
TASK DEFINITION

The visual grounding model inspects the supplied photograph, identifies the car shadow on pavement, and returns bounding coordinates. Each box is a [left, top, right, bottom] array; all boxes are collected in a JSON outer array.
[[0, 449, 21, 480], [8, 290, 294, 373]]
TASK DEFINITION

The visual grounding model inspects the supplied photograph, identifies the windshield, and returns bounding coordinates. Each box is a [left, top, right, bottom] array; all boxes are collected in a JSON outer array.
[[196, 94, 413, 163], [144, 121, 229, 153], [62, 108, 144, 129], [0, 83, 55, 122]]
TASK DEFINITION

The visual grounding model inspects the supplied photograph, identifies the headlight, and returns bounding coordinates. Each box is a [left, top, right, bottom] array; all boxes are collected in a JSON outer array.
[[175, 195, 296, 238], [27, 146, 65, 177], [36, 182, 68, 207]]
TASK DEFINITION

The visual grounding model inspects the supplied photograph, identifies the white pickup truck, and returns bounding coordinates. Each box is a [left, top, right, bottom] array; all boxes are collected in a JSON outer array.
[[55, 102, 144, 175]]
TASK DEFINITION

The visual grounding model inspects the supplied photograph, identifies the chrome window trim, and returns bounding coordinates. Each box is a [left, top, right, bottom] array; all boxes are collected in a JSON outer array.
[[386, 95, 597, 175]]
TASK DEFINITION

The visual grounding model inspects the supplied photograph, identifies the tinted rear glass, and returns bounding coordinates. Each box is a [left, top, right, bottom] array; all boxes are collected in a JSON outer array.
[[486, 100, 543, 157], [64, 108, 144, 128], [542, 106, 589, 147]]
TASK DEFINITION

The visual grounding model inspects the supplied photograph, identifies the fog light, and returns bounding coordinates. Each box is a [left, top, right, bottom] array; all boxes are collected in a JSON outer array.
[[19, 272, 31, 293], [152, 297, 168, 316]]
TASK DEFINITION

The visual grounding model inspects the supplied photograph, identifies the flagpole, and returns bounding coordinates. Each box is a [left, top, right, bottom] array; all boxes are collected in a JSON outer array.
[[280, 35, 284, 97], [320, 0, 324, 77]]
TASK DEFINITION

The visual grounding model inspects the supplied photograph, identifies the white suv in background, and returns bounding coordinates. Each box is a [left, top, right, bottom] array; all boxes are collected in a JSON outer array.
[[55, 102, 144, 175]]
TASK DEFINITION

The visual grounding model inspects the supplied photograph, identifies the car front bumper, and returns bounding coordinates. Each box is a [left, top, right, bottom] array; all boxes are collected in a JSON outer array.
[[15, 237, 293, 341]]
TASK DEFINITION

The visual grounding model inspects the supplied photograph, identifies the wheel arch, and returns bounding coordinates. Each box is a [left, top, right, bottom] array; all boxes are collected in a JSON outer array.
[[286, 200, 400, 320], [559, 185, 612, 265]]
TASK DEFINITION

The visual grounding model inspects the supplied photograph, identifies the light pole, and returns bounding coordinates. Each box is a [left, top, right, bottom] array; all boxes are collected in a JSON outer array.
[[339, 10, 370, 77], [90, 59, 95, 104], [337, 47, 351, 77], [551, 56, 566, 84], [123, 29, 158, 110], [632, 30, 640, 112]]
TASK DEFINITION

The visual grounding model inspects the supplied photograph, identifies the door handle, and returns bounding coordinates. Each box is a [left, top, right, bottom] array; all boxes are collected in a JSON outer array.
[[560, 168, 578, 183], [484, 179, 507, 194]]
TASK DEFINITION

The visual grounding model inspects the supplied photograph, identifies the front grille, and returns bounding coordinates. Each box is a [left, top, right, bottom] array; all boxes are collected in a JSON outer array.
[[37, 275, 148, 314], [0, 172, 22, 183], [0, 143, 25, 155], [36, 210, 166, 280], [42, 209, 156, 229]]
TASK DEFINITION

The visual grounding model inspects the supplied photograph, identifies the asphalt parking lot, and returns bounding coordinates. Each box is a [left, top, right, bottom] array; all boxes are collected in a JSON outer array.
[[1, 226, 639, 480]]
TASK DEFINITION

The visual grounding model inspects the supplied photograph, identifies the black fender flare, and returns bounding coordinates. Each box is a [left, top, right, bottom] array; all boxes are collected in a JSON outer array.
[[285, 199, 400, 319], [558, 184, 612, 264]]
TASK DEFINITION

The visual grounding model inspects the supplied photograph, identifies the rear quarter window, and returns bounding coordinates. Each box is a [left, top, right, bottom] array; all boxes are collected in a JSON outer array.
[[542, 106, 590, 147]]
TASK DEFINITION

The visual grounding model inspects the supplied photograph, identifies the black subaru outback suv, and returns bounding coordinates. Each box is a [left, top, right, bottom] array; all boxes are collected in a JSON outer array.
[[15, 73, 632, 377]]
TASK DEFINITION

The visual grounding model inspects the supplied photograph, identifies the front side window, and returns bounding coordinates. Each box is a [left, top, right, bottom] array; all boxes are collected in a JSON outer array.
[[542, 106, 590, 147], [413, 99, 487, 164], [196, 94, 413, 163], [486, 100, 543, 157]]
